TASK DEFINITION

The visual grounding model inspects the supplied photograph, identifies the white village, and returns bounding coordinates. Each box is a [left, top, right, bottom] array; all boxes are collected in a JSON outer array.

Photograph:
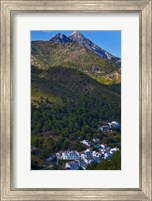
[[46, 121, 120, 170]]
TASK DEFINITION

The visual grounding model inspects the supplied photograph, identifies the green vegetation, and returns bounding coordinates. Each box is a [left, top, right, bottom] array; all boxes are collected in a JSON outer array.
[[31, 66, 120, 104], [31, 66, 121, 169], [31, 41, 121, 86], [32, 42, 118, 72], [86, 151, 121, 170], [31, 39, 121, 170], [31, 67, 120, 141], [31, 98, 120, 139]]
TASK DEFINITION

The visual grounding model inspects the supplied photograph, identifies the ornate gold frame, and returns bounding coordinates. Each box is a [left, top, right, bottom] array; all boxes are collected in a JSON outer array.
[[0, 0, 151, 200]]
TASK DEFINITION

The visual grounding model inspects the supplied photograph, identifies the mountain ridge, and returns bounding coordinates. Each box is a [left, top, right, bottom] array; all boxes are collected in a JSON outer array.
[[49, 31, 121, 66], [31, 31, 121, 92]]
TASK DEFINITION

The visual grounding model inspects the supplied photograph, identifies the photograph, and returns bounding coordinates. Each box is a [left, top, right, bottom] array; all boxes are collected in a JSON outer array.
[[1, 0, 152, 199], [31, 31, 121, 170]]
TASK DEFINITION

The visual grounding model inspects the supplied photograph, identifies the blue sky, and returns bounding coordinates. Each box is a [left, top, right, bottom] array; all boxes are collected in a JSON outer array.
[[31, 31, 121, 58]]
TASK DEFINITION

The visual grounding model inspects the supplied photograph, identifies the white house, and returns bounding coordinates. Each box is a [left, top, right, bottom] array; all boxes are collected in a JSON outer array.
[[84, 149, 92, 158], [108, 122, 113, 129], [92, 155, 102, 163], [56, 152, 62, 159], [99, 121, 120, 132], [81, 140, 90, 147], [100, 144, 106, 149], [111, 121, 120, 129], [104, 152, 112, 160], [80, 153, 86, 159], [82, 157, 92, 165], [71, 161, 80, 170], [65, 162, 71, 169], [92, 138, 99, 143], [65, 160, 80, 170], [62, 151, 80, 160], [110, 147, 119, 154], [80, 160, 87, 170], [92, 151, 97, 157], [99, 125, 111, 132]]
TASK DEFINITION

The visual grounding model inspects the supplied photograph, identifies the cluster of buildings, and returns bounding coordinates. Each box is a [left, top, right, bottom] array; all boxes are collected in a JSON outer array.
[[98, 121, 120, 132], [54, 121, 120, 170], [56, 144, 119, 170]]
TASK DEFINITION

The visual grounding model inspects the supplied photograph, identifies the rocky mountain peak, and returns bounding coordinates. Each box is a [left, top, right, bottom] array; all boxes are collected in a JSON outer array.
[[49, 32, 121, 66], [70, 31, 84, 37], [49, 33, 71, 43], [69, 31, 86, 43]]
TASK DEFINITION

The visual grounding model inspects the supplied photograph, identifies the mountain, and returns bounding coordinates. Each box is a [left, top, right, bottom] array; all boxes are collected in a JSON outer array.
[[32, 65, 120, 104], [31, 41, 121, 89], [31, 41, 118, 71], [49, 33, 71, 43], [47, 32, 121, 66], [32, 31, 121, 88], [69, 32, 121, 66], [31, 66, 121, 170], [31, 65, 121, 136]]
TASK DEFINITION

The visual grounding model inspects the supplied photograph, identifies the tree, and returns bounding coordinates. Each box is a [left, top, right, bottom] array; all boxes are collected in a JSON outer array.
[[78, 166, 83, 170], [32, 135, 40, 147], [31, 159, 39, 170], [86, 162, 98, 170]]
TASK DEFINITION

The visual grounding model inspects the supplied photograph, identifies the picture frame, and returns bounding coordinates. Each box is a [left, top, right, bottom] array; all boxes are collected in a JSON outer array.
[[0, 0, 151, 200]]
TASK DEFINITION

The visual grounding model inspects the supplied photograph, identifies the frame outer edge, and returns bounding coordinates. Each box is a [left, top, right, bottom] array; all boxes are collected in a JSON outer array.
[[0, 1, 149, 11], [1, 2, 6, 201], [141, 1, 152, 200], [0, 0, 152, 201], [147, 1, 151, 201], [1, 2, 12, 201]]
